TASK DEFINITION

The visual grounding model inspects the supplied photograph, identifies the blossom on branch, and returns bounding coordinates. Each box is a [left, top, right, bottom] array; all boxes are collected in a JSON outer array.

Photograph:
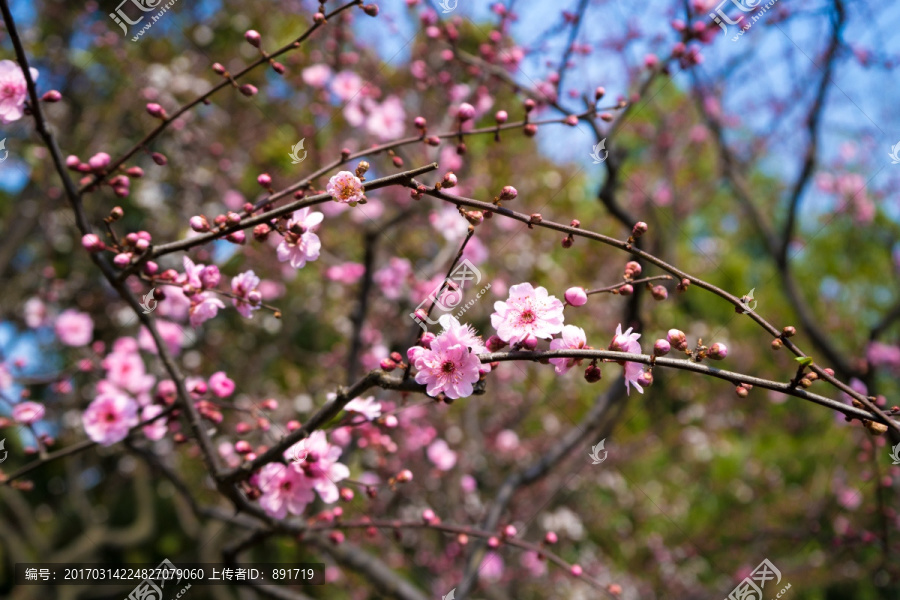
[[277, 207, 323, 269], [0, 59, 38, 124], [326, 171, 365, 204], [549, 325, 588, 375], [491, 282, 565, 345]]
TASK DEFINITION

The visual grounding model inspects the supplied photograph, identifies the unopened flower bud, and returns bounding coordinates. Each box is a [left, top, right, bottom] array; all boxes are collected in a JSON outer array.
[[499, 185, 517, 201], [632, 221, 648, 237], [442, 172, 457, 188], [151, 152, 167, 166], [503, 525, 517, 537], [200, 266, 220, 289], [618, 284, 633, 296], [314, 12, 326, 24], [244, 29, 261, 47], [414, 116, 426, 129], [565, 115, 578, 126], [190, 215, 210, 232], [638, 280, 662, 300], [782, 326, 796, 337], [396, 469, 413, 482], [212, 62, 226, 74], [524, 98, 536, 113], [584, 364, 602, 383], [486, 335, 507, 352], [561, 235, 574, 248], [487, 536, 500, 548], [565, 287, 588, 306], [226, 231, 246, 244], [146, 102, 167, 119], [495, 110, 508, 123], [41, 90, 62, 103], [88, 152, 111, 171], [380, 358, 397, 371], [65, 155, 80, 170], [126, 166, 144, 178], [600, 112, 614, 122], [81, 234, 105, 253], [667, 329, 687, 351], [271, 61, 285, 74], [253, 223, 271, 241], [457, 102, 475, 121], [113, 253, 132, 267], [524, 123, 538, 136], [571, 565, 583, 577], [653, 339, 670, 356], [544, 531, 558, 544], [594, 86, 606, 100], [637, 370, 653, 388], [362, 3, 379, 16], [708, 343, 727, 360], [239, 84, 258, 97], [624, 261, 642, 277], [257, 173, 272, 188], [771, 339, 783, 350]]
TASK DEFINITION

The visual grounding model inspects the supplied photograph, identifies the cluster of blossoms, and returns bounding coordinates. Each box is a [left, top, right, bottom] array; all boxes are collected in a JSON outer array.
[[407, 282, 656, 400], [254, 431, 350, 518], [277, 207, 324, 269]]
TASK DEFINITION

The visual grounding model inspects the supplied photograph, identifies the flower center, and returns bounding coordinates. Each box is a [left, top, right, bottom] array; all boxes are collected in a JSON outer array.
[[519, 309, 536, 324], [1, 84, 15, 99], [104, 412, 117, 423], [441, 360, 456, 374]]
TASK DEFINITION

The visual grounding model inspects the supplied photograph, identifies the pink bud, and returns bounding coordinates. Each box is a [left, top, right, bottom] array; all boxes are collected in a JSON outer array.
[[624, 261, 642, 277], [499, 185, 518, 201], [239, 84, 258, 97], [632, 221, 648, 237], [143, 261, 159, 275], [667, 329, 687, 351], [362, 3, 379, 16], [442, 172, 457, 188], [594, 86, 606, 100], [520, 334, 538, 351], [199, 266, 220, 289], [190, 215, 210, 232], [81, 234, 105, 252], [457, 102, 476, 121], [126, 166, 144, 178], [644, 54, 659, 69], [226, 230, 246, 244], [422, 509, 435, 522], [637, 370, 653, 387], [113, 252, 132, 267], [151, 152, 167, 166], [257, 173, 272, 188], [414, 116, 427, 129], [651, 285, 668, 301], [523, 98, 536, 112], [495, 110, 508, 123], [523, 123, 538, 137], [396, 469, 413, 482], [65, 155, 80, 169], [504, 525, 517, 537], [599, 112, 614, 122], [571, 564, 583, 577], [244, 29, 261, 47], [235, 440, 252, 454], [41, 90, 62, 103], [420, 331, 436, 348], [618, 284, 633, 296], [486, 335, 507, 352], [584, 364, 602, 383], [487, 536, 500, 548], [146, 103, 166, 119], [212, 63, 226, 74], [708, 343, 728, 360], [88, 152, 111, 171], [653, 339, 670, 356], [565, 287, 588, 306]]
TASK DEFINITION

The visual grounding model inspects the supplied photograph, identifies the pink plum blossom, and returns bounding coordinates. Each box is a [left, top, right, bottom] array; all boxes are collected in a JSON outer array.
[[366, 95, 406, 140], [180, 256, 206, 290], [24, 297, 47, 328], [326, 262, 366, 284], [609, 323, 644, 395], [491, 282, 565, 345], [55, 309, 94, 346], [330, 70, 364, 101], [427, 438, 457, 470], [82, 392, 140, 446], [345, 396, 382, 421], [301, 64, 332, 87], [438, 314, 492, 374], [277, 207, 323, 269], [326, 171, 366, 204], [479, 552, 505, 582], [374, 257, 412, 300], [256, 463, 316, 519], [867, 341, 900, 372], [0, 60, 38, 124], [413, 327, 482, 399], [231, 270, 262, 318], [549, 325, 588, 374], [189, 292, 225, 327], [12, 401, 45, 424], [285, 431, 350, 503], [141, 404, 168, 441], [138, 320, 185, 356], [103, 346, 154, 395], [209, 371, 235, 398]]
